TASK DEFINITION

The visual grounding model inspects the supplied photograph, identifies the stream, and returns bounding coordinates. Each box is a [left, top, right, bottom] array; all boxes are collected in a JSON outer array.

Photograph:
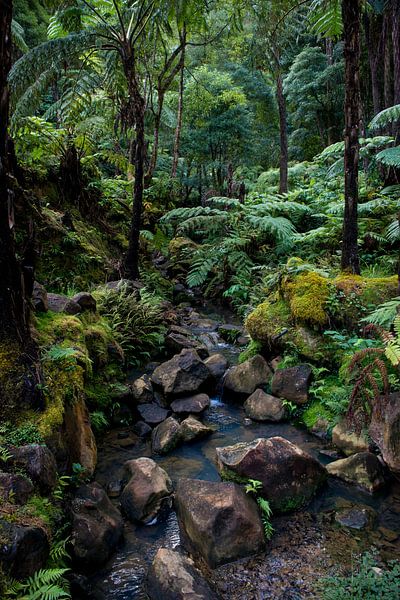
[[87, 309, 400, 600]]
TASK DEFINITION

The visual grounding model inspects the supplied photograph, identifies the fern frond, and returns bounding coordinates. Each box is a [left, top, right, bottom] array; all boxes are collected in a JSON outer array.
[[370, 104, 400, 130]]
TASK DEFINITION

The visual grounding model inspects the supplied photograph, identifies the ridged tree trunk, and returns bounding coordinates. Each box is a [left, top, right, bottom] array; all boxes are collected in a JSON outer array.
[[276, 73, 288, 194], [171, 48, 185, 178], [364, 12, 382, 116], [392, 0, 400, 139], [341, 0, 361, 274], [383, 11, 393, 109]]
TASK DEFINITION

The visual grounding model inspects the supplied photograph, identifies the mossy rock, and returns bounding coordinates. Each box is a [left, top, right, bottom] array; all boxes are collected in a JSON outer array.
[[245, 300, 291, 350], [285, 272, 330, 327]]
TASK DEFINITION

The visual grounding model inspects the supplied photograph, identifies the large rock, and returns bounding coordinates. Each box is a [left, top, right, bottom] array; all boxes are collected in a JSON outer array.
[[137, 403, 170, 425], [204, 354, 228, 380], [179, 416, 214, 443], [151, 349, 211, 398], [8, 444, 58, 493], [171, 394, 210, 415], [223, 355, 272, 398], [369, 393, 400, 473], [32, 281, 48, 312], [332, 420, 369, 456], [71, 482, 123, 567], [71, 292, 97, 312], [271, 365, 312, 405], [175, 479, 264, 568], [120, 458, 172, 523], [0, 521, 49, 579], [327, 452, 386, 493], [131, 374, 154, 404], [47, 293, 80, 315], [0, 472, 33, 504], [244, 389, 286, 422], [165, 333, 209, 360], [152, 417, 182, 454], [218, 324, 243, 342], [146, 548, 219, 600], [216, 437, 327, 512], [63, 397, 97, 477]]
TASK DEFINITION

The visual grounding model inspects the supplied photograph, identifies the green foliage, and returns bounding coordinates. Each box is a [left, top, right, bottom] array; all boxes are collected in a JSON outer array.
[[245, 479, 274, 540], [0, 421, 44, 446], [4, 568, 71, 599]]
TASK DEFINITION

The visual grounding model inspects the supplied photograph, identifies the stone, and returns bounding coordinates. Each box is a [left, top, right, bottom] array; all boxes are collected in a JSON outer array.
[[204, 354, 228, 380], [369, 393, 400, 473], [335, 506, 375, 530], [71, 482, 123, 567], [0, 521, 49, 579], [175, 479, 265, 568], [105, 279, 143, 297], [327, 452, 386, 493], [8, 444, 58, 493], [120, 458, 172, 523], [0, 472, 33, 504], [152, 417, 182, 455], [133, 421, 153, 438], [131, 374, 154, 404], [63, 397, 97, 477], [146, 548, 219, 600], [171, 394, 210, 415], [332, 420, 369, 456], [107, 480, 123, 498], [271, 365, 312, 405], [151, 349, 211, 398], [165, 333, 209, 360], [71, 291, 97, 312], [218, 324, 243, 342], [32, 281, 48, 312], [47, 292, 80, 315], [223, 355, 272, 398], [137, 403, 170, 425], [244, 389, 287, 422], [179, 417, 214, 443], [216, 437, 327, 512]]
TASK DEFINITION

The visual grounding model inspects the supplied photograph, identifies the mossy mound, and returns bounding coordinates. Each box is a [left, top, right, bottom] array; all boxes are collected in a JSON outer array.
[[285, 272, 331, 327], [245, 300, 291, 349]]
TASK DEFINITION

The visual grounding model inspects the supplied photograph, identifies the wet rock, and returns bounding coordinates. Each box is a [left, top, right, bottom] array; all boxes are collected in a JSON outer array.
[[107, 480, 123, 498], [171, 394, 210, 415], [146, 548, 219, 600], [327, 452, 386, 493], [271, 365, 312, 405], [47, 292, 80, 315], [165, 333, 209, 360], [193, 318, 219, 331], [63, 397, 97, 477], [137, 403, 170, 426], [0, 521, 49, 579], [105, 279, 143, 297], [107, 340, 125, 366], [332, 420, 369, 456], [32, 281, 48, 312], [204, 354, 228, 380], [71, 482, 123, 567], [218, 324, 243, 342], [121, 458, 172, 524], [0, 472, 33, 504], [216, 437, 327, 512], [152, 417, 182, 454], [133, 421, 153, 438], [335, 506, 376, 530], [179, 416, 214, 443], [173, 283, 194, 304], [151, 349, 211, 398], [131, 374, 154, 404], [369, 393, 400, 474], [244, 389, 287, 422], [71, 292, 97, 312], [223, 355, 272, 398], [109, 382, 133, 404], [8, 444, 58, 493], [175, 479, 265, 568]]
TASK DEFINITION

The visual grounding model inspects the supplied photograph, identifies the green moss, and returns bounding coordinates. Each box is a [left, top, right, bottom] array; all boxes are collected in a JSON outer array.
[[245, 300, 291, 346], [219, 467, 249, 485], [239, 340, 263, 364], [0, 342, 26, 420], [287, 272, 330, 327], [277, 494, 307, 512], [302, 401, 335, 430]]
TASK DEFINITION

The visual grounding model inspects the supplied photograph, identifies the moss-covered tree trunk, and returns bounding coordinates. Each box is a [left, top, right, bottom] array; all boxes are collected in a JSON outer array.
[[341, 0, 361, 275]]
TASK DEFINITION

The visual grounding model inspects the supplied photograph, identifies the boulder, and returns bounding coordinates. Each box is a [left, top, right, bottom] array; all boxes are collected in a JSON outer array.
[[120, 458, 172, 523], [171, 394, 210, 415], [71, 482, 123, 567], [327, 452, 386, 493], [105, 279, 143, 298], [175, 479, 264, 568], [218, 324, 243, 342], [47, 293, 80, 315], [204, 354, 228, 380], [271, 365, 312, 405], [223, 355, 272, 398], [146, 548, 219, 600], [0, 521, 49, 579], [332, 420, 369, 456], [151, 349, 211, 398], [8, 444, 58, 493], [165, 333, 209, 360], [152, 417, 182, 455], [137, 403, 170, 426], [71, 292, 97, 312], [0, 472, 33, 504], [133, 421, 153, 438], [32, 281, 48, 312], [244, 389, 287, 422], [335, 506, 376, 530], [179, 417, 214, 443], [216, 437, 327, 512], [369, 393, 400, 473], [131, 374, 154, 404], [63, 397, 97, 477]]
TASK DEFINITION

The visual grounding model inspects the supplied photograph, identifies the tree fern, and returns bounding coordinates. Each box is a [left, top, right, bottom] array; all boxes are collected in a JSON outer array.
[[369, 104, 400, 130], [376, 147, 400, 168], [362, 298, 400, 328]]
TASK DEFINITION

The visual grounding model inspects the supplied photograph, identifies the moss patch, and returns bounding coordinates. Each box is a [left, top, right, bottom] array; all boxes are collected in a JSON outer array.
[[245, 300, 291, 347], [286, 272, 330, 327]]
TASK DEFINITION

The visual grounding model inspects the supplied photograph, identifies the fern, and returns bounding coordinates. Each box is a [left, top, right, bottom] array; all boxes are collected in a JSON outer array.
[[361, 297, 400, 327], [309, 0, 343, 39], [376, 147, 400, 168], [370, 104, 400, 130]]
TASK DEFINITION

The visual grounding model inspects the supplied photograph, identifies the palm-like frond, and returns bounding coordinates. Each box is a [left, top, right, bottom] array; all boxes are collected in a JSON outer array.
[[370, 104, 400, 130]]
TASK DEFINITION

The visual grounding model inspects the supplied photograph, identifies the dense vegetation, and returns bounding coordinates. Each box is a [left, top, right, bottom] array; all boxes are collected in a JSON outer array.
[[1, 0, 400, 598]]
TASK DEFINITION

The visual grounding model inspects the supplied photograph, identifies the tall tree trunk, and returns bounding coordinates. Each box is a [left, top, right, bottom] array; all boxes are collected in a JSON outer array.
[[364, 12, 382, 116], [341, 0, 361, 274], [392, 0, 400, 139], [276, 73, 288, 194], [145, 101, 162, 187], [383, 11, 393, 108], [171, 48, 185, 178]]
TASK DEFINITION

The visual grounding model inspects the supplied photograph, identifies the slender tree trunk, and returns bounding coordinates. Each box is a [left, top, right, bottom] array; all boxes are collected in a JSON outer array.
[[383, 11, 393, 108], [392, 0, 400, 139], [171, 48, 185, 178], [341, 0, 361, 274], [364, 12, 382, 116], [276, 73, 288, 194], [145, 101, 162, 187]]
